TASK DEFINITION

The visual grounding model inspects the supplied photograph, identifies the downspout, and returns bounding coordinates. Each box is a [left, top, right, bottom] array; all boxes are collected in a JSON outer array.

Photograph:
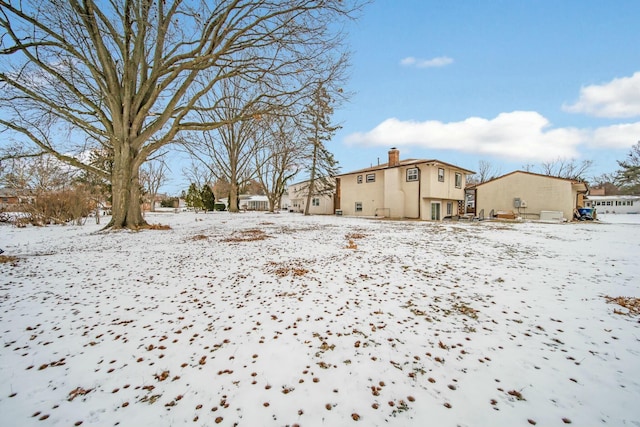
[[474, 187, 478, 218], [417, 166, 422, 220]]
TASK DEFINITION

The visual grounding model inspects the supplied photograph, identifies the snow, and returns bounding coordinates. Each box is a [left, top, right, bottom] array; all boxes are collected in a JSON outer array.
[[1, 212, 639, 427]]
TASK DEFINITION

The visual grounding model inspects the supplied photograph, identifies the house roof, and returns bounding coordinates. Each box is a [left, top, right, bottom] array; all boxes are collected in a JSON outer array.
[[335, 158, 475, 177], [471, 170, 589, 192], [288, 176, 336, 187], [586, 194, 640, 200]]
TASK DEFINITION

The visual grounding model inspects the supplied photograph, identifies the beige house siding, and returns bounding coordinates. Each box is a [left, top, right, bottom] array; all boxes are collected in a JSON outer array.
[[336, 150, 472, 220], [383, 167, 404, 218], [287, 179, 335, 214], [338, 171, 384, 216], [475, 171, 587, 221]]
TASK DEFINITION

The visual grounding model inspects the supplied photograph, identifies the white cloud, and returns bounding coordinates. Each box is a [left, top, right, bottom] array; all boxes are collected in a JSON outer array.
[[588, 122, 640, 149], [563, 71, 640, 118], [345, 111, 587, 162], [400, 56, 453, 68]]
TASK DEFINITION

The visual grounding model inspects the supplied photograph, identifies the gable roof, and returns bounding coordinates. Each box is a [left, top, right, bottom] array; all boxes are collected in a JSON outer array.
[[472, 170, 589, 192], [335, 158, 474, 177]]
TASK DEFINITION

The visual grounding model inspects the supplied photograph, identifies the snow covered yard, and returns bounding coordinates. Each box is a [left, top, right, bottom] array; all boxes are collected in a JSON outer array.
[[1, 212, 639, 427]]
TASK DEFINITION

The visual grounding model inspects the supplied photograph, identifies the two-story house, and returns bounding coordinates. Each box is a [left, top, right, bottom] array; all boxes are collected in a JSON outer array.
[[287, 178, 336, 214], [335, 148, 474, 220]]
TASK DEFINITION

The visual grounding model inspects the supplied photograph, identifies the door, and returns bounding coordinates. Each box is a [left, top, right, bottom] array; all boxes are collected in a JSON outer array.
[[431, 202, 441, 220]]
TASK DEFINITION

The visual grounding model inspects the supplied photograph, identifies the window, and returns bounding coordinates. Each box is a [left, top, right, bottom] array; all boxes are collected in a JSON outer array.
[[355, 202, 363, 212], [438, 168, 445, 182], [455, 173, 462, 188], [606, 201, 612, 206], [366, 173, 376, 183], [357, 175, 363, 184], [447, 202, 453, 215], [406, 168, 419, 182], [312, 198, 320, 207]]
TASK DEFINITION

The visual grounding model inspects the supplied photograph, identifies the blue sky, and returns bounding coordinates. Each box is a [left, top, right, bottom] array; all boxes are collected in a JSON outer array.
[[328, 0, 640, 180]]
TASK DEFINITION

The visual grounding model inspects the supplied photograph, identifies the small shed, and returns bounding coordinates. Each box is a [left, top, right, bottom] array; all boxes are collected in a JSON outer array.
[[473, 171, 588, 221]]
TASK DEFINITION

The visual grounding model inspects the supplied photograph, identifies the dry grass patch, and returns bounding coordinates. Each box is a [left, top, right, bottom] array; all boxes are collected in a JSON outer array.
[[0, 255, 19, 265], [345, 239, 358, 250], [345, 232, 367, 240], [223, 228, 269, 242], [147, 223, 171, 230], [604, 295, 640, 317], [67, 387, 92, 402], [454, 303, 479, 319], [267, 261, 309, 277], [345, 231, 366, 249], [190, 234, 209, 241]]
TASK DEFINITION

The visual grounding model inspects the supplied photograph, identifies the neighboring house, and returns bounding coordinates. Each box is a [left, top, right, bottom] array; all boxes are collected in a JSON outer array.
[[335, 148, 474, 220], [0, 188, 33, 211], [241, 195, 270, 211], [279, 192, 291, 212], [584, 195, 640, 214], [219, 195, 271, 211], [0, 188, 20, 211], [287, 178, 336, 214], [472, 171, 588, 221]]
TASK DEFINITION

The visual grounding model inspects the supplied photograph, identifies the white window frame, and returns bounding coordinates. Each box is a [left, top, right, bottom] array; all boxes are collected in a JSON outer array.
[[455, 172, 462, 188], [406, 168, 419, 182], [366, 173, 376, 183], [438, 168, 445, 182], [357, 175, 363, 184], [355, 202, 363, 212], [312, 198, 320, 207]]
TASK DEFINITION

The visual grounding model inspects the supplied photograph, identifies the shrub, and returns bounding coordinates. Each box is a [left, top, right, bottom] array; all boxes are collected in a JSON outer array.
[[21, 188, 93, 225]]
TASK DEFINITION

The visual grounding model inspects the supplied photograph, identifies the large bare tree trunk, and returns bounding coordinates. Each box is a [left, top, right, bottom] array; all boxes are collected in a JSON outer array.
[[268, 194, 278, 212], [229, 182, 240, 213], [109, 143, 146, 229]]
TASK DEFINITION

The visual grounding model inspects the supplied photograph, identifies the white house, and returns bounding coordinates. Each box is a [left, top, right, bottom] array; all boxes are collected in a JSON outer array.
[[584, 195, 640, 214], [286, 178, 336, 214]]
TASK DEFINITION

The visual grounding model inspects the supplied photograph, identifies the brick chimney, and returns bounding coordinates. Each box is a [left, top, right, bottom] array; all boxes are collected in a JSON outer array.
[[388, 147, 400, 167]]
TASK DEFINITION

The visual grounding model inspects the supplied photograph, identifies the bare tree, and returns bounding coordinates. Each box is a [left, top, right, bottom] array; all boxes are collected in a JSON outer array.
[[0, 0, 366, 229], [589, 173, 620, 196], [185, 78, 267, 212], [468, 160, 502, 184], [540, 158, 592, 181], [1, 155, 72, 193], [182, 160, 214, 194], [0, 158, 33, 192], [255, 115, 305, 212], [140, 157, 168, 212], [212, 177, 232, 203]]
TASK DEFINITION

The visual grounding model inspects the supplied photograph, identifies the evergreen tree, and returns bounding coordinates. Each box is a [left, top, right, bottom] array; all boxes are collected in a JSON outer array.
[[185, 183, 204, 211], [616, 142, 640, 194], [302, 83, 340, 215], [200, 184, 216, 212]]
